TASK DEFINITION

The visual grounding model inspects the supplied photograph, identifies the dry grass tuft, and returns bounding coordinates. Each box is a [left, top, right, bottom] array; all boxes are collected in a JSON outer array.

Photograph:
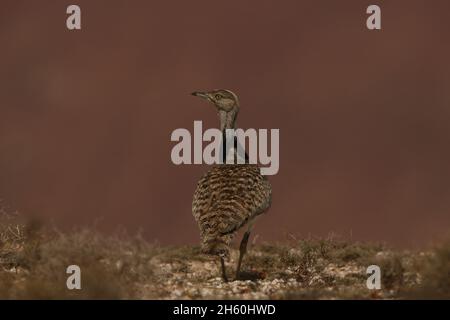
[[0, 206, 448, 299]]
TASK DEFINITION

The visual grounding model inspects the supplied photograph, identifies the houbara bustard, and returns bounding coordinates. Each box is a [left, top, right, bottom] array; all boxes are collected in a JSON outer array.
[[191, 89, 272, 282]]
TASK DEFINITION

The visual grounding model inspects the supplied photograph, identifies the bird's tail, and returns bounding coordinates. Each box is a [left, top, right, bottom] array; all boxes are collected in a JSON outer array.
[[201, 235, 232, 259]]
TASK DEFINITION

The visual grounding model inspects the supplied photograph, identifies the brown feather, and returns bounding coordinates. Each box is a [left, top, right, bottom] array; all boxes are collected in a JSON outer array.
[[192, 164, 271, 257]]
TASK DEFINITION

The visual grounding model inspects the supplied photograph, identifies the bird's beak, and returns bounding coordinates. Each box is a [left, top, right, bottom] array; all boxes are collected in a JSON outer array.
[[191, 91, 211, 101]]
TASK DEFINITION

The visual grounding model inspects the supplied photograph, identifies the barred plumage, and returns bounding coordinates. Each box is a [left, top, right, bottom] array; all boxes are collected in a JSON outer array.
[[191, 89, 272, 281], [192, 164, 271, 257]]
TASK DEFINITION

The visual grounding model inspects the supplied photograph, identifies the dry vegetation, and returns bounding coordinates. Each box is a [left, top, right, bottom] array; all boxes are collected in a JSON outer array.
[[0, 202, 448, 300]]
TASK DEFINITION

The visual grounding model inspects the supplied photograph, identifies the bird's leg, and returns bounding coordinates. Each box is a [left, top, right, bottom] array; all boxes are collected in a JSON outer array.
[[220, 257, 228, 282], [235, 230, 251, 280]]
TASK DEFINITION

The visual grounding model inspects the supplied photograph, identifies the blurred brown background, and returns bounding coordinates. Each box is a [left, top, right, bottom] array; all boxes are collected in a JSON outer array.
[[0, 1, 449, 248]]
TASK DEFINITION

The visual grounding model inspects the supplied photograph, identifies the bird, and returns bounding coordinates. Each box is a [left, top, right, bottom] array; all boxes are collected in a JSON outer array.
[[191, 89, 272, 282]]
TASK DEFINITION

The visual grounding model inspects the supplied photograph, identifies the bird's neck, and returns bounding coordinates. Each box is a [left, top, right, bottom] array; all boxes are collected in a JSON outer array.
[[219, 110, 249, 163], [219, 110, 237, 132]]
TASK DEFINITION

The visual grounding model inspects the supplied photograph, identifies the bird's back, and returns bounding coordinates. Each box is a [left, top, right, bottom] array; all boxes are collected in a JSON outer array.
[[192, 164, 272, 256]]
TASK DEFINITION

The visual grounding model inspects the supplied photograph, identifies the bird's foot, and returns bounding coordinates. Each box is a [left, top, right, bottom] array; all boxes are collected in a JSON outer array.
[[234, 270, 266, 282], [222, 274, 229, 283]]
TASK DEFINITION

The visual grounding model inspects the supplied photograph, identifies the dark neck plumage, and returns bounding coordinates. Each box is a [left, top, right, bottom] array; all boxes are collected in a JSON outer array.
[[219, 110, 249, 163], [219, 110, 237, 132]]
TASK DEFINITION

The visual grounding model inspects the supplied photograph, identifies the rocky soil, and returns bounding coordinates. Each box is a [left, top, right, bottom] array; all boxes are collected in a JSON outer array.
[[0, 207, 448, 299]]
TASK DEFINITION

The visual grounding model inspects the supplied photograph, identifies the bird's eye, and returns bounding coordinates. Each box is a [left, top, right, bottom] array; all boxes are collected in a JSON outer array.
[[215, 94, 222, 100]]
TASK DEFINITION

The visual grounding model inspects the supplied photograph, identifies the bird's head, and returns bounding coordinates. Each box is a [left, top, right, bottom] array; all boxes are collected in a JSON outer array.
[[191, 89, 240, 114]]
